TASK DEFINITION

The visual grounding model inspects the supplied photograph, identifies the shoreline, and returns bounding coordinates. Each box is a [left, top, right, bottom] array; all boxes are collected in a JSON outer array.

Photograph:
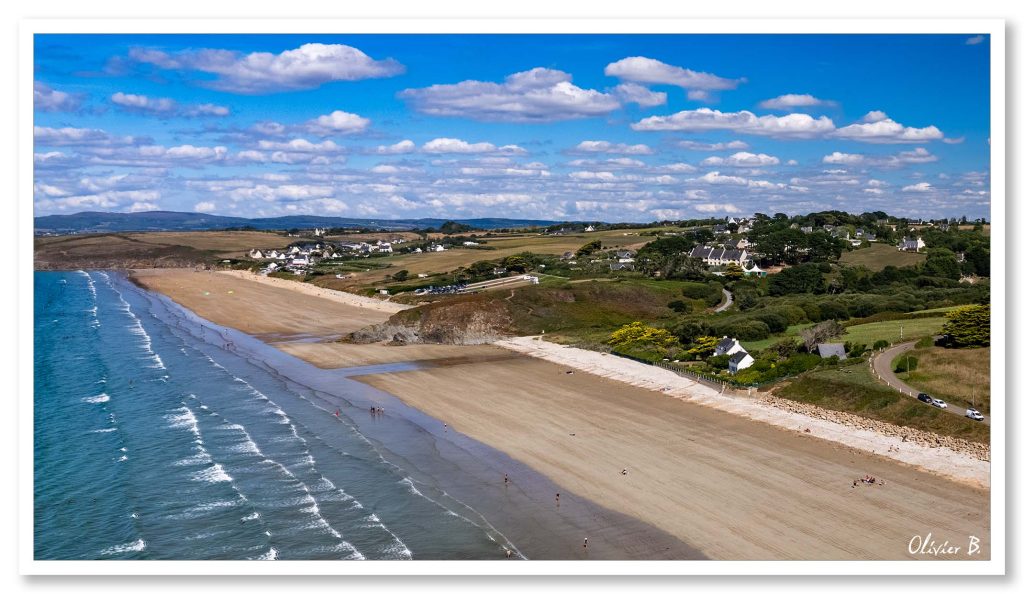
[[496, 336, 990, 489], [120, 268, 991, 559], [217, 269, 411, 314], [118, 270, 702, 560]]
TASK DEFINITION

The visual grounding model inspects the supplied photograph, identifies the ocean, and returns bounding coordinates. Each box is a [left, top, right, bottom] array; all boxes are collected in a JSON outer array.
[[34, 270, 694, 561], [33, 270, 534, 560]]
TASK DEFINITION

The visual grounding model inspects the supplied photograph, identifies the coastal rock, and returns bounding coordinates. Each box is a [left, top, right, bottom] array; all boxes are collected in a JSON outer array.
[[758, 394, 990, 462], [347, 297, 514, 345]]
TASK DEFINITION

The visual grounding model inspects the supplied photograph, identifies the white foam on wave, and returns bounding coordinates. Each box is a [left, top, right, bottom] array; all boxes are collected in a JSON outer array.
[[117, 455, 128, 462], [90, 428, 118, 434], [100, 539, 146, 555], [165, 406, 201, 439], [242, 511, 260, 522], [192, 463, 233, 484], [104, 278, 167, 370], [253, 547, 278, 561], [174, 452, 214, 466], [82, 393, 110, 404], [166, 499, 240, 520]]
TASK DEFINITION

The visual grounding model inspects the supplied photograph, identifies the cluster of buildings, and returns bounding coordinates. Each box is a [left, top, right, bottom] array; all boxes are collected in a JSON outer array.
[[248, 243, 336, 274], [793, 223, 879, 247], [247, 236, 408, 274]]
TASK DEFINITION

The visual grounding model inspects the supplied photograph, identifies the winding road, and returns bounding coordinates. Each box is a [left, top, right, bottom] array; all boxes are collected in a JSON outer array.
[[714, 289, 733, 313], [870, 341, 989, 425]]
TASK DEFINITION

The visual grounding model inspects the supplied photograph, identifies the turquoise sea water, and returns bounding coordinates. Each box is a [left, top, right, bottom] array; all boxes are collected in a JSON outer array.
[[33, 270, 524, 560]]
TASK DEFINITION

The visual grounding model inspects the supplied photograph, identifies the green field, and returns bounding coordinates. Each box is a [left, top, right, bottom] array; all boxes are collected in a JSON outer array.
[[898, 346, 990, 413], [839, 243, 925, 271], [842, 316, 946, 346], [775, 362, 989, 442], [743, 316, 947, 353]]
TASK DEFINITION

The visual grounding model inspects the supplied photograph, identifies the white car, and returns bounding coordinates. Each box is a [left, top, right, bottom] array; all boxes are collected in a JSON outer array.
[[965, 408, 985, 421], [930, 399, 948, 409]]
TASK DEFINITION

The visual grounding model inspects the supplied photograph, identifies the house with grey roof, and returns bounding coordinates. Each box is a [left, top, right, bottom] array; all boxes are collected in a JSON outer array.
[[728, 351, 755, 374], [898, 236, 926, 252], [817, 343, 848, 360], [714, 336, 745, 357]]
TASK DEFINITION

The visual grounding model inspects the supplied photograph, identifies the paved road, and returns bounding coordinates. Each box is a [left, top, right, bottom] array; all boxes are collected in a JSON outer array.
[[714, 289, 733, 313], [871, 341, 989, 425]]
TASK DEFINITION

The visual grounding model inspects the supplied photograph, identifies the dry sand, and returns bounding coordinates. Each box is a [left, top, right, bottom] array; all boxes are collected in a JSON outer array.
[[499, 336, 990, 487], [133, 268, 497, 368], [277, 341, 517, 369], [132, 269, 392, 341], [357, 354, 990, 560], [136, 267, 991, 560]]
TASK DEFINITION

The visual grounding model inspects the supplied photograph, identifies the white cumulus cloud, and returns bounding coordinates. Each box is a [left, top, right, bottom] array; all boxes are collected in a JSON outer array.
[[399, 67, 622, 122], [128, 43, 404, 94]]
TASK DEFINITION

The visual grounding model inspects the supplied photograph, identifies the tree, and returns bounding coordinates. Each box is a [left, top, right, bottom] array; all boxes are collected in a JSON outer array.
[[941, 304, 990, 348], [608, 322, 679, 350], [439, 221, 472, 234], [502, 255, 530, 273], [922, 247, 962, 280], [575, 240, 603, 258], [687, 335, 719, 359], [723, 263, 744, 281], [799, 319, 844, 351], [392, 269, 410, 282], [768, 263, 825, 296]]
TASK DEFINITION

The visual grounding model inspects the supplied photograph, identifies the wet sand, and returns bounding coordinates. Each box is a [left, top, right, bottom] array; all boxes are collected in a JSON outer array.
[[133, 272, 701, 560], [356, 356, 991, 560], [136, 268, 991, 560]]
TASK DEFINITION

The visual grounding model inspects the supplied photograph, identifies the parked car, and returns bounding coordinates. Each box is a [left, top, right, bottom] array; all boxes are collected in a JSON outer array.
[[965, 408, 985, 421], [930, 398, 948, 409], [917, 393, 933, 404]]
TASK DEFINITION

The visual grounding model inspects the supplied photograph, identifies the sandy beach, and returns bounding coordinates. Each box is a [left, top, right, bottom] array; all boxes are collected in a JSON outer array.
[[136, 268, 991, 560], [357, 354, 990, 560]]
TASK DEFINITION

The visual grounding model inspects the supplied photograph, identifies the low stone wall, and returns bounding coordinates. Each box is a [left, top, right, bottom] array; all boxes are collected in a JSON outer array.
[[760, 394, 990, 462]]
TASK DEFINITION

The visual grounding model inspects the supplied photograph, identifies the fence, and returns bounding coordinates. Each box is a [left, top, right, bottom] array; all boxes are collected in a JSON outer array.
[[867, 350, 918, 397]]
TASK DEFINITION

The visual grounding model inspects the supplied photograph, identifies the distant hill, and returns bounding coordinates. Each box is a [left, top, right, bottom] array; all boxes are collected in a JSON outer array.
[[34, 211, 563, 234]]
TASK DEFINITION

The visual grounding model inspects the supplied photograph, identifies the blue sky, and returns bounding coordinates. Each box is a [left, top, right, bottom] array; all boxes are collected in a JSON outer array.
[[33, 33, 991, 221]]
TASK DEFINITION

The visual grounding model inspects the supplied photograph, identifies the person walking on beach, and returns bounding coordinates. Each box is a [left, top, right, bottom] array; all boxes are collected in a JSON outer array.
[[583, 537, 588, 550], [555, 493, 560, 506], [504, 473, 509, 486]]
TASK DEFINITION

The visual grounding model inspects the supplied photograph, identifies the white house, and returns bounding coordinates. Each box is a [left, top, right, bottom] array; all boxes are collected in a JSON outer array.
[[714, 336, 745, 357], [689, 246, 749, 267], [728, 351, 755, 374], [898, 237, 926, 252], [379, 243, 393, 253], [463, 241, 479, 246], [248, 249, 265, 259], [584, 225, 596, 232], [432, 245, 446, 252]]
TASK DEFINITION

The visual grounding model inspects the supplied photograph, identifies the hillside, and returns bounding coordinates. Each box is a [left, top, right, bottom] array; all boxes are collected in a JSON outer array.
[[34, 210, 562, 234]]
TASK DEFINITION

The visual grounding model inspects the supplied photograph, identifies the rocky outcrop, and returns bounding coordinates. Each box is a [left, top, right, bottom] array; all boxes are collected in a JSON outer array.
[[346, 297, 514, 345]]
